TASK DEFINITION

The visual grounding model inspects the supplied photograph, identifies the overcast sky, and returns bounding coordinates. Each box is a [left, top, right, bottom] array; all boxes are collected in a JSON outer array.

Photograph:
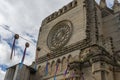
[[0, 0, 120, 80]]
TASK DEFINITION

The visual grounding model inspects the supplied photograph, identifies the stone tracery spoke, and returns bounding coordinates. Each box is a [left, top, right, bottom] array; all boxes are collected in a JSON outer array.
[[47, 20, 73, 50]]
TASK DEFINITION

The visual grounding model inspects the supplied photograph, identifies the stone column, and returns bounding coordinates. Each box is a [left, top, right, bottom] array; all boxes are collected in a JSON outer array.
[[85, 0, 99, 44], [90, 56, 112, 80]]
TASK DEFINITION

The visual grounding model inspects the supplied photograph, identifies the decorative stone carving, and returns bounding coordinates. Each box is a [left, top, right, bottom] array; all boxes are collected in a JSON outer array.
[[69, 61, 81, 70], [80, 45, 113, 64], [47, 20, 73, 50], [37, 40, 89, 64]]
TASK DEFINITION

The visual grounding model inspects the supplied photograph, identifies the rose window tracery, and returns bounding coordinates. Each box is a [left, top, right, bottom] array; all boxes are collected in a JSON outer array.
[[47, 20, 73, 50]]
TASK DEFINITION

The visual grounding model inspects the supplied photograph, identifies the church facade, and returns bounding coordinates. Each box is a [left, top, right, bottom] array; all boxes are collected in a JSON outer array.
[[4, 0, 120, 80]]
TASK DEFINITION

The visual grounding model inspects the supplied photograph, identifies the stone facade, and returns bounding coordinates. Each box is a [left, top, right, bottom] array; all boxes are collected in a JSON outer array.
[[4, 64, 34, 80], [4, 0, 120, 80]]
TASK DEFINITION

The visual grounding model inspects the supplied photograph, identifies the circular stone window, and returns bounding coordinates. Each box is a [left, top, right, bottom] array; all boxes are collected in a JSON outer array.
[[47, 20, 73, 50]]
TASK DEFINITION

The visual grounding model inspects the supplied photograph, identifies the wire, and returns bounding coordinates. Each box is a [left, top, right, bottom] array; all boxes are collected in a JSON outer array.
[[0, 25, 52, 56], [0, 24, 36, 46]]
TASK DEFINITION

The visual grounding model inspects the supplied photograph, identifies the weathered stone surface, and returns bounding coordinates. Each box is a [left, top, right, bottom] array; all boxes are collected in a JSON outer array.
[[4, 0, 120, 80]]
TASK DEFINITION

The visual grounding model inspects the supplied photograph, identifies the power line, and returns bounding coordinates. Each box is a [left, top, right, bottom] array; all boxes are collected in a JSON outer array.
[[0, 25, 50, 55], [0, 24, 36, 46]]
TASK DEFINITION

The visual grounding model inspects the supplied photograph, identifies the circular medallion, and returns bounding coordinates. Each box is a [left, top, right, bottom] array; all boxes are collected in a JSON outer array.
[[47, 20, 73, 50]]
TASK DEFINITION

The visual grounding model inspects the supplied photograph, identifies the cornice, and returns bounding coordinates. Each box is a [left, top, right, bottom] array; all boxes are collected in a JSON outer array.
[[41, 0, 77, 26], [37, 39, 90, 64]]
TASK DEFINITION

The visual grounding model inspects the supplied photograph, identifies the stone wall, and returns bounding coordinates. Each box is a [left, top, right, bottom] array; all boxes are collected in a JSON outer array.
[[4, 67, 15, 80], [102, 13, 120, 53], [37, 0, 87, 57], [37, 50, 80, 80], [4, 64, 30, 80]]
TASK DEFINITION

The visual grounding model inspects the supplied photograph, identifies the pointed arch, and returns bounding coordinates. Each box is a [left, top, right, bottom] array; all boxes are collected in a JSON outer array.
[[51, 61, 56, 75], [39, 65, 45, 76], [47, 62, 51, 75], [68, 55, 72, 63], [38, 65, 41, 73], [61, 57, 67, 71], [56, 59, 61, 73]]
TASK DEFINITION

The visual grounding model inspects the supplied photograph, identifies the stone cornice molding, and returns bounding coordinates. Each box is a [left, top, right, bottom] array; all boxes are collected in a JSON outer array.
[[41, 0, 77, 26]]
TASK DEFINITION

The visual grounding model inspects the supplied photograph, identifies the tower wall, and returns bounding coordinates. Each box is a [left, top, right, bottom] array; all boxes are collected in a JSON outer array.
[[37, 0, 87, 57]]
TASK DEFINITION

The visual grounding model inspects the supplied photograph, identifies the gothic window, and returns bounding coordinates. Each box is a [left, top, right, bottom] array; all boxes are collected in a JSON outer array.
[[47, 20, 73, 50]]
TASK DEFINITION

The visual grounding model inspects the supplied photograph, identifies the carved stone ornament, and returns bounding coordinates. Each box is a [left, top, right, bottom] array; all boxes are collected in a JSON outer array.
[[80, 45, 110, 62], [47, 20, 73, 50]]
